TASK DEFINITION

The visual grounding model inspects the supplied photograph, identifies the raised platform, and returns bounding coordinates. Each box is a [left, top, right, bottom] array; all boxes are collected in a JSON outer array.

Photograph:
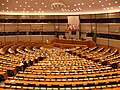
[[51, 38, 96, 49]]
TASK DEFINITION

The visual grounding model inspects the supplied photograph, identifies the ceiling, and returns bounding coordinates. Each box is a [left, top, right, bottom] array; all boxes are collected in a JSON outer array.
[[0, 0, 120, 15]]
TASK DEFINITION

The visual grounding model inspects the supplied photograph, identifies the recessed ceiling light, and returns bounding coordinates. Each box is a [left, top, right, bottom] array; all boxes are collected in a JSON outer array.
[[39, 8, 41, 10], [89, 5, 91, 7], [115, 1, 118, 3], [25, 2, 27, 4], [2, 3, 4, 5], [99, 1, 101, 3], [111, 7, 113, 9], [7, 0, 9, 3], [81, 3, 84, 5], [16, 1, 18, 3], [35, 2, 37, 4], [31, 8, 33, 10], [0, 0, 119, 15], [7, 7, 9, 9], [74, 4, 76, 6], [20, 5, 22, 7], [23, 8, 25, 10]]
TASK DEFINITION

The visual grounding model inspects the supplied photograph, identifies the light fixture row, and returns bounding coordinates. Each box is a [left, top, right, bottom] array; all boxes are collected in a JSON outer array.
[[0, 0, 120, 13]]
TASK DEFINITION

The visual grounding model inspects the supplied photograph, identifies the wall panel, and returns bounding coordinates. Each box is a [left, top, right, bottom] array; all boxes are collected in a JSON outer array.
[[31, 24, 42, 31], [43, 16, 54, 19], [31, 15, 43, 19], [60, 24, 66, 31], [80, 15, 90, 19], [17, 15, 30, 19], [96, 38, 108, 46], [96, 14, 107, 19], [5, 36, 17, 42], [18, 24, 30, 31], [5, 15, 17, 19], [43, 24, 54, 31], [59, 15, 67, 19], [0, 15, 5, 19], [18, 35, 30, 41], [109, 39, 120, 48], [108, 13, 120, 18], [0, 36, 5, 42], [43, 35, 55, 41], [31, 35, 42, 41], [81, 23, 91, 33], [5, 24, 17, 32], [97, 23, 108, 34], [0, 24, 5, 32], [109, 23, 120, 35]]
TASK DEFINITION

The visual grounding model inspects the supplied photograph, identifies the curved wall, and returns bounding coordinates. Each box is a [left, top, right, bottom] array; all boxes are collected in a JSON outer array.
[[0, 12, 120, 48]]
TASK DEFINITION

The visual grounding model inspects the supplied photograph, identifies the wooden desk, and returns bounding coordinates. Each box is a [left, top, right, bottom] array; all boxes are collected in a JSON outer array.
[[0, 71, 7, 80], [51, 38, 96, 48], [0, 66, 17, 76], [16, 70, 120, 79], [4, 78, 120, 87]]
